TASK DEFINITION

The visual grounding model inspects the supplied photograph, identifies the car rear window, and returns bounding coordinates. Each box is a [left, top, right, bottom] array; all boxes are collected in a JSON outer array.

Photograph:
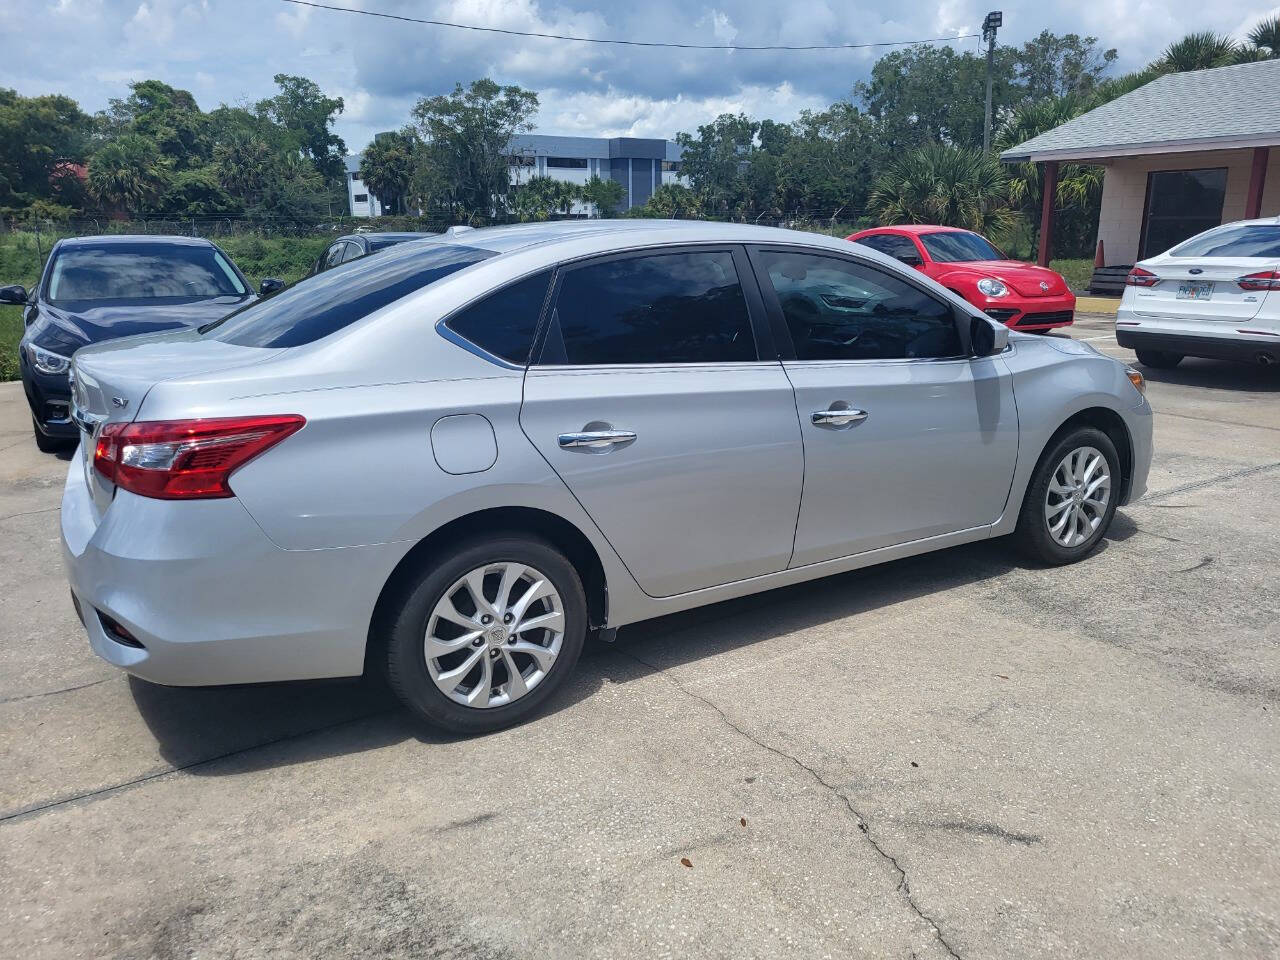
[[1169, 224, 1280, 258], [204, 242, 493, 348], [47, 242, 246, 301]]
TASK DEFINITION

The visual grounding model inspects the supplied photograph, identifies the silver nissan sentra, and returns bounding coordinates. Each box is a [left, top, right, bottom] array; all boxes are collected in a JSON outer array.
[[62, 221, 1152, 732]]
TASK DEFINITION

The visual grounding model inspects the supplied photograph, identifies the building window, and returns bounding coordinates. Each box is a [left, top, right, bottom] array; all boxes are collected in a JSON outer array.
[[1140, 168, 1227, 259], [661, 160, 681, 173], [353, 193, 368, 203], [547, 157, 588, 169], [351, 172, 359, 182], [508, 154, 535, 167]]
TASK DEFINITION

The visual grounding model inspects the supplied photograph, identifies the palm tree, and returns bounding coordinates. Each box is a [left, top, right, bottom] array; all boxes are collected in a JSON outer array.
[[1156, 32, 1240, 72], [1246, 15, 1280, 58], [868, 144, 1015, 236], [996, 98, 1104, 254], [87, 134, 168, 215]]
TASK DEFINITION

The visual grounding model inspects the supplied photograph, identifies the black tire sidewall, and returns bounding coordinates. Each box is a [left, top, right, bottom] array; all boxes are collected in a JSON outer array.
[[1017, 427, 1121, 565], [1135, 349, 1182, 369], [384, 535, 587, 734]]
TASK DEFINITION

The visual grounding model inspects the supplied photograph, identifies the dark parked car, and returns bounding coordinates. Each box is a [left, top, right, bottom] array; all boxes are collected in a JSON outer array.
[[310, 231, 439, 275], [2, 235, 279, 451]]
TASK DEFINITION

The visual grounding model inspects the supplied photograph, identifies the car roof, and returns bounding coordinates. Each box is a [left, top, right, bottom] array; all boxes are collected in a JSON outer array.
[[341, 232, 438, 242], [439, 219, 866, 257], [860, 224, 970, 236], [57, 234, 218, 248]]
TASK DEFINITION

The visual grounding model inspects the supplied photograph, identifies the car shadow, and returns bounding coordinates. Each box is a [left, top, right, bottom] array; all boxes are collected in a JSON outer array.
[[130, 520, 1137, 769], [1141, 358, 1280, 393]]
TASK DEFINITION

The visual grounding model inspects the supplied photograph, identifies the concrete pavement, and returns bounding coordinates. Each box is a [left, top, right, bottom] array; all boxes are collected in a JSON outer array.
[[1, 319, 1277, 959]]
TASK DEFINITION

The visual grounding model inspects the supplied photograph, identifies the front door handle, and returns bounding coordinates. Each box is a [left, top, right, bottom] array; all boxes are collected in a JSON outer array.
[[558, 430, 637, 450], [811, 408, 869, 427]]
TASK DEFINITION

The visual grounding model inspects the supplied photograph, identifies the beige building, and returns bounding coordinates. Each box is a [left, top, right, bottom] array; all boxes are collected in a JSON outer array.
[[1001, 59, 1280, 282]]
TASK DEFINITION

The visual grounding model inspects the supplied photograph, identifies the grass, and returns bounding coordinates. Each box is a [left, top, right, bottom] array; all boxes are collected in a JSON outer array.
[[1050, 258, 1094, 293]]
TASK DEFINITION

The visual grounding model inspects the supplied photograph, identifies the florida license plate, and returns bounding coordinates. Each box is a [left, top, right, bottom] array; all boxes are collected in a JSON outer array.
[[1176, 280, 1213, 300]]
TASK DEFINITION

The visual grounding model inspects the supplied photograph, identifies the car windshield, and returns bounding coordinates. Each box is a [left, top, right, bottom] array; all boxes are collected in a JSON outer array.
[[1169, 224, 1280, 258], [919, 231, 1004, 263], [203, 241, 493, 348], [46, 243, 247, 302]]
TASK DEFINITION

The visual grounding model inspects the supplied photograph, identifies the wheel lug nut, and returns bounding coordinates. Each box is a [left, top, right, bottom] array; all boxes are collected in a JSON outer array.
[[472, 637, 484, 647], [481, 615, 492, 624], [503, 614, 513, 624], [507, 636, 516, 645], [489, 649, 500, 659]]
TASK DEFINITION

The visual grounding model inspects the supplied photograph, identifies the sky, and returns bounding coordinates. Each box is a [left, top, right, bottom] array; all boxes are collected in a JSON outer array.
[[5, 0, 1279, 154]]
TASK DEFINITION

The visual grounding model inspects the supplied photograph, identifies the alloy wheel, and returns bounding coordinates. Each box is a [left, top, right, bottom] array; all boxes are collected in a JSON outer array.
[[1044, 445, 1111, 548], [424, 562, 565, 709]]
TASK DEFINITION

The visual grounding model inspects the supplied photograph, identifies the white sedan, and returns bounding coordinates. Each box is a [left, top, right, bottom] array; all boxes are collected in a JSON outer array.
[[1117, 217, 1280, 368]]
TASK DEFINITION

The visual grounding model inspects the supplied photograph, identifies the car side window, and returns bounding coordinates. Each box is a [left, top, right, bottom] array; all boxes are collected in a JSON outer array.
[[444, 270, 553, 365], [540, 250, 756, 365], [322, 243, 347, 271], [858, 234, 921, 264], [757, 250, 962, 361], [338, 241, 364, 264]]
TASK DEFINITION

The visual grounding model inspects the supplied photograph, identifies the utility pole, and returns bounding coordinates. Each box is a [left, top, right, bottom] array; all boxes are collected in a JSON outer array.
[[982, 10, 1003, 154]]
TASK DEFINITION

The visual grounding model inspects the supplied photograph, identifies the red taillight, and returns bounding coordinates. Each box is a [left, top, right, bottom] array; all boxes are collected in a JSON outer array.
[[92, 415, 305, 499], [1126, 267, 1159, 287], [1237, 270, 1280, 291]]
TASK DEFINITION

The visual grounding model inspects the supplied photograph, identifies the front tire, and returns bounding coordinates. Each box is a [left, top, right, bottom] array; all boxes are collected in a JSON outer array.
[[382, 535, 587, 734], [1135, 349, 1182, 369], [1013, 427, 1121, 565]]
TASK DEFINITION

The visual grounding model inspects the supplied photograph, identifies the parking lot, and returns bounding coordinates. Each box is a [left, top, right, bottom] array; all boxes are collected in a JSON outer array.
[[1, 312, 1277, 959]]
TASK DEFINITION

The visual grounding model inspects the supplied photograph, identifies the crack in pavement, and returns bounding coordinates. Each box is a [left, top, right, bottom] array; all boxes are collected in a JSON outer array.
[[0, 677, 111, 705], [619, 647, 963, 960], [1140, 461, 1280, 503], [0, 505, 61, 524]]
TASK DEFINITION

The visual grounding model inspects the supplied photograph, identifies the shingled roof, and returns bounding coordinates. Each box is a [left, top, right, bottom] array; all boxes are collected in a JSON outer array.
[[1000, 58, 1280, 163]]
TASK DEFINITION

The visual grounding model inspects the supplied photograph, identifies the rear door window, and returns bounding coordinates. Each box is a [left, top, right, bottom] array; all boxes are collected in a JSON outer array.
[[539, 250, 756, 365], [205, 242, 493, 348], [444, 270, 553, 365]]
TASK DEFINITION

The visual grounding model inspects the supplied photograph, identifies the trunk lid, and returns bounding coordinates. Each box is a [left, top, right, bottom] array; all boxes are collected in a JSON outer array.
[[70, 329, 276, 514], [1130, 255, 1280, 322]]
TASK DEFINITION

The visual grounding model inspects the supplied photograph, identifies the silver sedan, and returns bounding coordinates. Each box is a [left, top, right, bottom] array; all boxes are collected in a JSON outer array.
[[62, 221, 1152, 732]]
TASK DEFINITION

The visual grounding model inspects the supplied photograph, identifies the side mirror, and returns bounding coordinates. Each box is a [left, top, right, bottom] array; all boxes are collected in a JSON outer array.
[[898, 254, 923, 268], [970, 315, 1009, 357], [0, 284, 29, 305], [259, 277, 285, 296]]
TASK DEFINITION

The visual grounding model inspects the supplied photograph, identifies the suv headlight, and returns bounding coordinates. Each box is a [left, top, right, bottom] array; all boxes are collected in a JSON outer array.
[[976, 277, 1009, 297], [26, 343, 71, 376]]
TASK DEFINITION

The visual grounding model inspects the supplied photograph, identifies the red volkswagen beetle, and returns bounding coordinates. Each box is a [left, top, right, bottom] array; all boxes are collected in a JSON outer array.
[[846, 225, 1075, 332]]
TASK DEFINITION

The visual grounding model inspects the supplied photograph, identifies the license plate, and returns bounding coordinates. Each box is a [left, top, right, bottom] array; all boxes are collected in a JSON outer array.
[[1176, 280, 1213, 300]]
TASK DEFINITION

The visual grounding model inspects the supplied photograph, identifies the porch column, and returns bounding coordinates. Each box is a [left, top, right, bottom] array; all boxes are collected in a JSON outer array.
[[1245, 147, 1270, 219], [1037, 160, 1059, 267]]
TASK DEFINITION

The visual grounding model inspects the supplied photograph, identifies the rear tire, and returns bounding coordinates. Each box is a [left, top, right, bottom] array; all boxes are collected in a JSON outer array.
[[1135, 349, 1182, 369], [382, 534, 587, 734], [1013, 426, 1121, 566]]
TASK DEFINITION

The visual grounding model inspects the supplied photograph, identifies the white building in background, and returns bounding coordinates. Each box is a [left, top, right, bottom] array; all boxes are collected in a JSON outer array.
[[344, 134, 686, 218], [345, 155, 384, 218]]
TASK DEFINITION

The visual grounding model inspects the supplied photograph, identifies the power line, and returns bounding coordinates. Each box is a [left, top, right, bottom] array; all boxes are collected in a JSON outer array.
[[281, 0, 978, 52]]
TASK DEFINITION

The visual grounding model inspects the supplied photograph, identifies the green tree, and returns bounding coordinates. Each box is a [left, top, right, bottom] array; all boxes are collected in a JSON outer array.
[[87, 134, 168, 214], [1155, 32, 1241, 72], [580, 175, 625, 217], [674, 113, 759, 216], [996, 97, 1104, 257], [856, 44, 1022, 150], [359, 130, 417, 215], [778, 102, 877, 221], [214, 132, 275, 207], [1247, 16, 1280, 58], [510, 175, 570, 221], [102, 80, 211, 170], [630, 182, 702, 219], [0, 89, 93, 211], [1016, 31, 1118, 100], [256, 74, 347, 184], [410, 78, 539, 222], [869, 144, 1015, 235]]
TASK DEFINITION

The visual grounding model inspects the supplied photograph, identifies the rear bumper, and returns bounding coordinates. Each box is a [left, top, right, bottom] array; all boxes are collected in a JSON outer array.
[[1116, 328, 1280, 364], [60, 459, 407, 686]]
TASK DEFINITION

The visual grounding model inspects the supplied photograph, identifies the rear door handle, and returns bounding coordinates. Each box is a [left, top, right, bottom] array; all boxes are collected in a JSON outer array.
[[558, 430, 637, 450], [811, 408, 869, 427]]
